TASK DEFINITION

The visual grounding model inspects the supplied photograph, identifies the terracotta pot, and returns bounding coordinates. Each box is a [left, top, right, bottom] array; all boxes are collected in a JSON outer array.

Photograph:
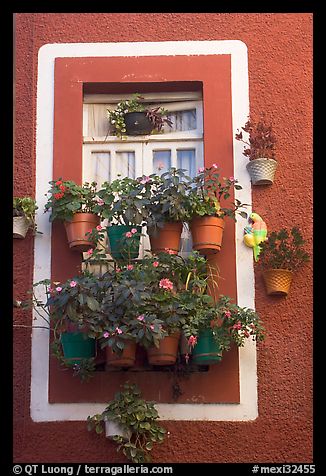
[[64, 213, 100, 252], [147, 332, 180, 366], [149, 222, 183, 255], [190, 216, 225, 255], [13, 216, 30, 239], [246, 158, 278, 185], [106, 341, 137, 368], [262, 269, 293, 296]]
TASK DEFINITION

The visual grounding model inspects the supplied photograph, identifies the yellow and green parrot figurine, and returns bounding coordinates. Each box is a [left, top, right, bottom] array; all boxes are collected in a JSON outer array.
[[243, 212, 268, 262]]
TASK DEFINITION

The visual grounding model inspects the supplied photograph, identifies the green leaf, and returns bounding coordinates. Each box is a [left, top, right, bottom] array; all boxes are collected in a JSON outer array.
[[86, 296, 100, 311]]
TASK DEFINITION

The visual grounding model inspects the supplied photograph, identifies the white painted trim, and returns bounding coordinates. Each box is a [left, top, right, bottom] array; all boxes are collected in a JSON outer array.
[[33, 40, 253, 422]]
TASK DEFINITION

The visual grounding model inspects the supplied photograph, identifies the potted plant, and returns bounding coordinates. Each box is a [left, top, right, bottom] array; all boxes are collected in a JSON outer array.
[[93, 176, 150, 262], [87, 382, 166, 463], [235, 115, 278, 185], [107, 93, 173, 139], [187, 165, 247, 255], [29, 275, 106, 381], [13, 196, 39, 238], [191, 295, 265, 365], [44, 179, 100, 252], [144, 168, 193, 254], [258, 227, 310, 296]]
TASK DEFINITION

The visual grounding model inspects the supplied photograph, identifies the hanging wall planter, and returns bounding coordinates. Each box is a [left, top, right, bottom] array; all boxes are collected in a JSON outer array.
[[60, 331, 96, 365], [13, 216, 30, 239], [104, 419, 132, 440], [149, 222, 183, 255], [262, 269, 293, 296], [235, 117, 278, 186], [106, 341, 137, 368], [107, 225, 141, 261], [124, 112, 154, 136], [190, 216, 225, 255], [147, 332, 180, 366], [64, 213, 100, 252], [191, 329, 223, 365], [246, 158, 278, 185]]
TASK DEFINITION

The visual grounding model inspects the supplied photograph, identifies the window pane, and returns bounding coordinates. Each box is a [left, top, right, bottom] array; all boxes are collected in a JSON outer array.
[[166, 109, 196, 132], [177, 149, 196, 177], [90, 152, 111, 187], [153, 150, 171, 175], [115, 152, 136, 178]]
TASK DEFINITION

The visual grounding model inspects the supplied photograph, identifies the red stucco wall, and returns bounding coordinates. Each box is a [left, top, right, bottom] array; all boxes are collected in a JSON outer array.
[[13, 13, 313, 463]]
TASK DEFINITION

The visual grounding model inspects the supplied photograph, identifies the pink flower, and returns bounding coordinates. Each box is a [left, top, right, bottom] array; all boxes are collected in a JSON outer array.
[[224, 310, 231, 318], [115, 327, 123, 335], [70, 281, 77, 288], [198, 167, 205, 173], [127, 265, 134, 271], [86, 248, 93, 255], [103, 332, 110, 338], [140, 176, 151, 184], [212, 163, 219, 169], [125, 232, 133, 238], [48, 287, 54, 293], [150, 325, 155, 330], [188, 335, 198, 348], [137, 315, 145, 321], [164, 248, 175, 255], [96, 225, 103, 231], [159, 278, 174, 291], [55, 286, 62, 292], [153, 261, 159, 267], [131, 228, 137, 234], [229, 176, 235, 182], [116, 268, 121, 273], [96, 199, 104, 206], [232, 322, 242, 330]]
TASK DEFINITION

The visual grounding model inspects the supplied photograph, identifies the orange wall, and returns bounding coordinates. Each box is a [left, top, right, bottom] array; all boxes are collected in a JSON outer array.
[[13, 13, 313, 463]]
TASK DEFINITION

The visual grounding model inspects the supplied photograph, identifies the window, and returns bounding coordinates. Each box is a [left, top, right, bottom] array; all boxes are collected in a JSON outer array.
[[33, 43, 255, 421], [82, 93, 204, 258]]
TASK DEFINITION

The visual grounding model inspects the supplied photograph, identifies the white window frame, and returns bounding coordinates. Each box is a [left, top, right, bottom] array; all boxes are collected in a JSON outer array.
[[33, 40, 254, 423]]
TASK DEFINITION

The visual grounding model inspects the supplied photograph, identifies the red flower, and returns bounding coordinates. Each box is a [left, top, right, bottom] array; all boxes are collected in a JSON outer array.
[[59, 185, 66, 192], [54, 192, 64, 200], [55, 180, 62, 186]]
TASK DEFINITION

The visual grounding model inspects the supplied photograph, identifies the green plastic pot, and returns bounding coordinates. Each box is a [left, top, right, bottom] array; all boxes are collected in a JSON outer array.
[[107, 225, 141, 260], [60, 332, 96, 365], [192, 329, 223, 365]]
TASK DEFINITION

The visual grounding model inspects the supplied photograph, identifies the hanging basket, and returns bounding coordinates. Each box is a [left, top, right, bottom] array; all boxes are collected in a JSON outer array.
[[60, 332, 96, 365], [149, 222, 183, 255], [190, 216, 225, 255], [106, 340, 137, 368], [104, 419, 132, 440], [64, 213, 100, 252], [124, 112, 154, 135], [246, 158, 278, 185], [262, 268, 293, 296], [13, 216, 30, 239], [147, 332, 180, 366], [191, 329, 223, 365], [107, 225, 141, 261]]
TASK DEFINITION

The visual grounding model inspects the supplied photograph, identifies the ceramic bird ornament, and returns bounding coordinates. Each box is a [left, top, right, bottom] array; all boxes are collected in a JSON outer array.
[[243, 212, 268, 262]]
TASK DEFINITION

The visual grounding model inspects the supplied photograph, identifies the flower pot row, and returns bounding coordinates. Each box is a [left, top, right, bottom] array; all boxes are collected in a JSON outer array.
[[60, 329, 223, 369], [66, 215, 226, 257]]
